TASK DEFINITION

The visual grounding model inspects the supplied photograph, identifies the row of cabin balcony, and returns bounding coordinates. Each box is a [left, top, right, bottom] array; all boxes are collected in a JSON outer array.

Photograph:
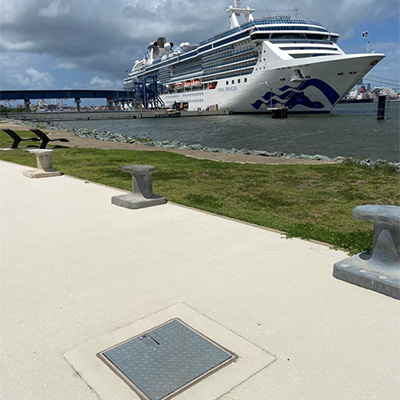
[[203, 52, 258, 70], [202, 47, 254, 65]]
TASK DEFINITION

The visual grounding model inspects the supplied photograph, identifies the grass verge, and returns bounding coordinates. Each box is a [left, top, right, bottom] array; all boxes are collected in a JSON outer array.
[[1, 131, 399, 254]]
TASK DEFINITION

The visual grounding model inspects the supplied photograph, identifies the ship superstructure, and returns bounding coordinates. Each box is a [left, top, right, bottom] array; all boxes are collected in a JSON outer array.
[[124, 1, 384, 113]]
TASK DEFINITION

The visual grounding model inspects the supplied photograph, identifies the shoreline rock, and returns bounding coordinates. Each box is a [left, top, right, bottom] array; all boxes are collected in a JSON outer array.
[[5, 118, 399, 172]]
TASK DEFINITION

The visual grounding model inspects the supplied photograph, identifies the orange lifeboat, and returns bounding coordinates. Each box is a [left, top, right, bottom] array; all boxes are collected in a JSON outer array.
[[192, 79, 202, 88]]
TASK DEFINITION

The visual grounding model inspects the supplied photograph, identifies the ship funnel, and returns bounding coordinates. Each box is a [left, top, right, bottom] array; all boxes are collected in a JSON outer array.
[[156, 37, 166, 48]]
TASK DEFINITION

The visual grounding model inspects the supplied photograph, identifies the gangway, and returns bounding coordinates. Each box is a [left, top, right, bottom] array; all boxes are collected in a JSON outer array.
[[131, 75, 164, 109]]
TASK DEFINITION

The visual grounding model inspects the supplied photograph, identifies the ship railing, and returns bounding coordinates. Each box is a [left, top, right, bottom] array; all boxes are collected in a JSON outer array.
[[203, 53, 258, 70], [173, 60, 203, 71], [202, 47, 255, 65], [201, 68, 253, 83], [270, 38, 336, 45], [253, 18, 323, 27], [168, 71, 205, 85], [196, 21, 259, 47], [204, 60, 257, 75], [172, 66, 203, 76], [256, 25, 328, 33], [202, 45, 235, 61], [198, 27, 242, 46]]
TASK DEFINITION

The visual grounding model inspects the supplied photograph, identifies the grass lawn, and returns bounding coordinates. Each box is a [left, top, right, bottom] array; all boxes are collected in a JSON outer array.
[[1, 130, 399, 254]]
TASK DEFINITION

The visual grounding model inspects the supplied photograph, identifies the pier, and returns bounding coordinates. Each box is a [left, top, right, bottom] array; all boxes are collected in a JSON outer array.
[[0, 109, 230, 122], [0, 89, 231, 121]]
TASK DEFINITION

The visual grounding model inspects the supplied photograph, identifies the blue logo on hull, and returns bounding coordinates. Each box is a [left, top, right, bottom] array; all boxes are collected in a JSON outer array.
[[251, 79, 340, 110]]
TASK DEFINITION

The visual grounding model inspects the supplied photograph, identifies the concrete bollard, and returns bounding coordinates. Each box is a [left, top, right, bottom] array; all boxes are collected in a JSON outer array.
[[111, 165, 167, 210], [333, 205, 400, 299], [23, 149, 61, 178]]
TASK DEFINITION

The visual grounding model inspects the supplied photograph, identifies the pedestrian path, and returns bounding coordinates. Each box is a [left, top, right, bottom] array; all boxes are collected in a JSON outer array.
[[0, 160, 398, 400]]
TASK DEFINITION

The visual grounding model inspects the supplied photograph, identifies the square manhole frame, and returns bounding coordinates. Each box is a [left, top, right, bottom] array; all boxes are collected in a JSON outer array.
[[64, 303, 277, 400], [97, 318, 238, 400]]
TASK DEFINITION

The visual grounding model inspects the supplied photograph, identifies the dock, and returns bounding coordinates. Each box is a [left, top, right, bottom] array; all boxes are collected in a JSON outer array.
[[0, 109, 230, 122]]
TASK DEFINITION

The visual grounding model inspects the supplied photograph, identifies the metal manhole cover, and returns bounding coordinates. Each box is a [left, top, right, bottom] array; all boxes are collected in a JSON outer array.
[[98, 319, 236, 400]]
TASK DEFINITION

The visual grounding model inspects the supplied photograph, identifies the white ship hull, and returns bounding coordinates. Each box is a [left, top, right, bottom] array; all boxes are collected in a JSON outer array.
[[161, 54, 384, 113]]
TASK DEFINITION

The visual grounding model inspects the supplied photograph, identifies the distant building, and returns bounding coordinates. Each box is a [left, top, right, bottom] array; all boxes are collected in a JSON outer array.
[[373, 86, 399, 100], [341, 82, 399, 102]]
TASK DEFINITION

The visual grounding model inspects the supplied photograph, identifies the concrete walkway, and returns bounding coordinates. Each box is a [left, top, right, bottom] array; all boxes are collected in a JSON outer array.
[[1, 160, 399, 400]]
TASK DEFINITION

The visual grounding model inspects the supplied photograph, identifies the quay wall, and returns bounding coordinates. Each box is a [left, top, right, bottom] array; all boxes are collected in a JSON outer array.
[[0, 109, 229, 122]]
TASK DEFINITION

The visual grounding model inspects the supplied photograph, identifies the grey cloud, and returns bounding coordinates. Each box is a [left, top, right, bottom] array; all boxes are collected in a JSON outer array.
[[0, 0, 398, 88]]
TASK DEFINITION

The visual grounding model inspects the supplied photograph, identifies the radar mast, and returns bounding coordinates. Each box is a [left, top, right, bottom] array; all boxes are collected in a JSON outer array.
[[226, 1, 255, 29]]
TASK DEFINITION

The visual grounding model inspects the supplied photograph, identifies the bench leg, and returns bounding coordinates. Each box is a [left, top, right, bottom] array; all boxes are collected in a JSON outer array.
[[11, 138, 21, 149], [39, 138, 49, 149]]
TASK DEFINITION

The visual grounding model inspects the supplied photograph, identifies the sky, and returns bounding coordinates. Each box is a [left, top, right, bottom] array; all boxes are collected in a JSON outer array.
[[0, 0, 399, 92]]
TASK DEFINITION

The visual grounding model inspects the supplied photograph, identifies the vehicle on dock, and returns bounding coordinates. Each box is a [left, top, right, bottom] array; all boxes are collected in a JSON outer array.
[[124, 1, 384, 113]]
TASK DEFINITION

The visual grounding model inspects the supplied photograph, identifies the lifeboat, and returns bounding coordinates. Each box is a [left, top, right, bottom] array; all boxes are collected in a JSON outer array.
[[175, 82, 184, 90], [208, 82, 217, 90], [192, 79, 202, 88], [184, 80, 193, 88]]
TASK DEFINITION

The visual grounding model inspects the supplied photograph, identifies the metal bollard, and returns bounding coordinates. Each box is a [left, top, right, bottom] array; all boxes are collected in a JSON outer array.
[[111, 165, 167, 210], [333, 205, 400, 299], [23, 149, 61, 178]]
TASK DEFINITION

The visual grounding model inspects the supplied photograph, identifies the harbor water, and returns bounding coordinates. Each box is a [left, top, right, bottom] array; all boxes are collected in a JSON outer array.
[[57, 102, 400, 162]]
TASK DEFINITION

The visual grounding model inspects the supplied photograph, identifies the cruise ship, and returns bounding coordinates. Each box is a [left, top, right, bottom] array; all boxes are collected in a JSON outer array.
[[124, 1, 385, 113]]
